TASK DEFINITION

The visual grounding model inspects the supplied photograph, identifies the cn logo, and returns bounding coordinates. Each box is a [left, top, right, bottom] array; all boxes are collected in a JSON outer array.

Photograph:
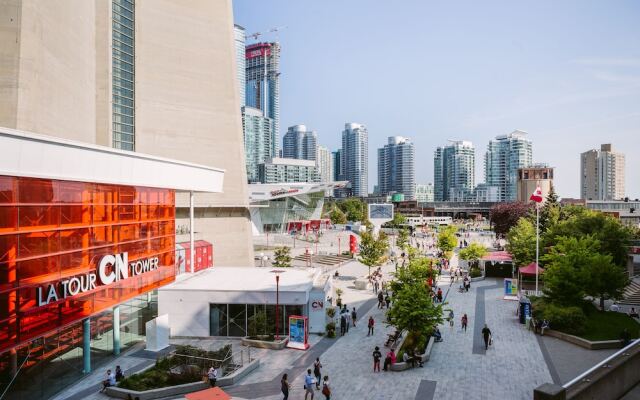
[[312, 300, 324, 310]]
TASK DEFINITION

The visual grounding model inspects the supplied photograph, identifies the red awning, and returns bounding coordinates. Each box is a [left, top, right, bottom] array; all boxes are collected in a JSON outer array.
[[481, 251, 513, 262], [519, 262, 544, 276]]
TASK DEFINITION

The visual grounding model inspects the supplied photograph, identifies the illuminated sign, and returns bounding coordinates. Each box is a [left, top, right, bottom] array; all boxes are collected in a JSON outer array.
[[37, 252, 159, 306]]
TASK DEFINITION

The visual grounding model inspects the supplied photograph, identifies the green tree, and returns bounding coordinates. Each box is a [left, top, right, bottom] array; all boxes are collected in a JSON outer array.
[[490, 202, 532, 236], [387, 282, 443, 338], [506, 218, 537, 267], [389, 257, 436, 294], [272, 246, 292, 268], [329, 207, 347, 224], [386, 212, 406, 228], [396, 228, 409, 250], [537, 186, 560, 234], [338, 198, 367, 222], [583, 253, 629, 310], [358, 231, 389, 276], [459, 242, 488, 269], [437, 225, 457, 258]]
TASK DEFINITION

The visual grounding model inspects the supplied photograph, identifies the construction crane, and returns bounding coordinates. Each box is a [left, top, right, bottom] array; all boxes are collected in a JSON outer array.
[[245, 26, 287, 42]]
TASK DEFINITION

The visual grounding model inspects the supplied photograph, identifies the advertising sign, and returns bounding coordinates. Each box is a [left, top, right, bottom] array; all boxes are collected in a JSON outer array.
[[504, 278, 518, 300], [287, 315, 309, 350], [349, 234, 358, 254]]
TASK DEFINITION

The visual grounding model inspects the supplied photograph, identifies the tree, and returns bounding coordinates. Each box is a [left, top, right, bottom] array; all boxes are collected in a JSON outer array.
[[387, 282, 443, 338], [437, 225, 457, 258], [386, 212, 406, 228], [538, 186, 560, 234], [506, 218, 537, 267], [338, 198, 367, 222], [459, 242, 488, 269], [396, 228, 409, 250], [329, 207, 347, 224], [583, 253, 629, 310], [358, 231, 389, 276], [490, 202, 532, 236], [272, 246, 292, 268], [389, 257, 436, 294]]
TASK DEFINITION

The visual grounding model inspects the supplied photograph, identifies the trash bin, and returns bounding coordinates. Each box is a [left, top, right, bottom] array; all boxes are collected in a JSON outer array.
[[519, 297, 531, 324]]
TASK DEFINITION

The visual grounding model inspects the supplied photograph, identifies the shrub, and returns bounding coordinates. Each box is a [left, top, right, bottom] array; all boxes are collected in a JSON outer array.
[[325, 322, 336, 338], [326, 307, 336, 319], [540, 303, 586, 335], [469, 267, 482, 278]]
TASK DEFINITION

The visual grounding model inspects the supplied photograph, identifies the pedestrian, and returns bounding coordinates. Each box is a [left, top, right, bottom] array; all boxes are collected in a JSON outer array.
[[351, 307, 357, 327], [281, 373, 291, 400], [372, 346, 382, 372], [304, 369, 316, 400], [115, 365, 124, 382], [377, 291, 384, 309], [385, 293, 391, 309], [340, 314, 346, 336], [207, 365, 218, 387], [313, 358, 322, 389], [343, 306, 350, 333], [437, 288, 443, 303], [383, 348, 396, 371], [321, 375, 331, 400], [461, 314, 468, 332], [450, 274, 454, 285], [448, 310, 454, 328], [367, 316, 375, 336], [374, 279, 379, 294], [100, 369, 116, 392], [482, 324, 492, 350]]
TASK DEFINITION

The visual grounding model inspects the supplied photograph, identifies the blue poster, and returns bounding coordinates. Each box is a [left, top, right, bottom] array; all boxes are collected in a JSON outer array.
[[289, 318, 304, 344]]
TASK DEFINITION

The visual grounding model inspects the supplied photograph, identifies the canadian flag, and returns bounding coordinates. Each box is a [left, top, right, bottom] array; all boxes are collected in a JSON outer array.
[[530, 186, 543, 203]]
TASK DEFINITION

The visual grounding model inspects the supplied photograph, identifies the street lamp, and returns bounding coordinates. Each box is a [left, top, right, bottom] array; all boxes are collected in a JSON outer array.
[[270, 269, 285, 341], [308, 249, 314, 268], [259, 252, 265, 267]]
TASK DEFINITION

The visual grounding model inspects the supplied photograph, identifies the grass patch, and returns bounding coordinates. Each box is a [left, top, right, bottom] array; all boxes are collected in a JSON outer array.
[[580, 310, 640, 341]]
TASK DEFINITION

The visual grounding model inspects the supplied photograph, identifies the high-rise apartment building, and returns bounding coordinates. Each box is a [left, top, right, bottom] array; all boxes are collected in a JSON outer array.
[[377, 136, 416, 200], [242, 106, 276, 182], [341, 123, 369, 197], [484, 130, 533, 202], [581, 144, 625, 200], [317, 145, 333, 183], [259, 158, 319, 183], [434, 141, 475, 201], [282, 124, 317, 161], [0, 1, 252, 398], [234, 24, 246, 108], [415, 183, 434, 203], [333, 149, 343, 181], [245, 42, 281, 148]]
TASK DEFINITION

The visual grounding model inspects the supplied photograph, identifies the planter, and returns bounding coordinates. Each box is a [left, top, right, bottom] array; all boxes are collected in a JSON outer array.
[[241, 336, 289, 350], [106, 358, 259, 400], [543, 329, 624, 350], [390, 336, 436, 372]]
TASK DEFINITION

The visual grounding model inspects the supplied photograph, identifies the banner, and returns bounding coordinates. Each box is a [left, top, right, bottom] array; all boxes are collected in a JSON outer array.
[[504, 278, 518, 300], [287, 315, 309, 350]]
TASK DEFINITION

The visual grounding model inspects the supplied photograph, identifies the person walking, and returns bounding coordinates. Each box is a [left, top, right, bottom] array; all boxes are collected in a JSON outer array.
[[482, 324, 492, 350], [372, 346, 382, 372], [207, 365, 218, 387], [343, 306, 350, 333], [377, 291, 384, 309], [281, 373, 291, 400], [321, 375, 331, 400], [448, 310, 454, 328], [313, 358, 322, 390], [304, 369, 316, 400], [461, 314, 468, 332], [436, 288, 443, 303], [367, 316, 375, 336], [340, 314, 346, 336], [351, 307, 357, 327], [385, 293, 391, 309]]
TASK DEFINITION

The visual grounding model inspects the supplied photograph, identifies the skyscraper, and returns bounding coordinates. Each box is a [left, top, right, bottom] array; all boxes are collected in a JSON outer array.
[[377, 136, 416, 200], [317, 145, 333, 183], [333, 149, 343, 181], [282, 124, 317, 161], [434, 141, 475, 201], [484, 130, 533, 202], [242, 106, 276, 182], [245, 42, 281, 147], [233, 24, 246, 108], [581, 144, 625, 200], [341, 123, 368, 197]]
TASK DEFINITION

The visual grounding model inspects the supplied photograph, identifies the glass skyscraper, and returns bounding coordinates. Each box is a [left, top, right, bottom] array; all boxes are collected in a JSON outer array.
[[484, 130, 533, 201], [242, 106, 276, 183], [377, 136, 416, 200], [282, 124, 317, 161], [341, 123, 368, 197], [112, 0, 135, 150], [434, 140, 475, 201], [233, 25, 246, 108]]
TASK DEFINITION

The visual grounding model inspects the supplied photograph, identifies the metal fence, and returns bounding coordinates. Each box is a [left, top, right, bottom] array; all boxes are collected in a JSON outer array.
[[169, 347, 252, 377]]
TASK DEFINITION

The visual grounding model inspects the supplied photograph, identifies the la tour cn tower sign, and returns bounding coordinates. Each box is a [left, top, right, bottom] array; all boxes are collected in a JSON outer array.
[[37, 252, 160, 306]]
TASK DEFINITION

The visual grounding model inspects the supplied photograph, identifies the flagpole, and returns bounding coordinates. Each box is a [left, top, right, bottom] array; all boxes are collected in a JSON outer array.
[[535, 201, 539, 296]]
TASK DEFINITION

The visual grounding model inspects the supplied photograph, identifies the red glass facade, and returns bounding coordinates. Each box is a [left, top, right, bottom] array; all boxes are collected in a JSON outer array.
[[0, 175, 176, 354]]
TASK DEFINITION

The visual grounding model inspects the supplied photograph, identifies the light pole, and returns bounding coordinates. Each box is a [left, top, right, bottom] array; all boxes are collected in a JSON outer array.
[[270, 269, 285, 340], [260, 252, 265, 267], [338, 235, 341, 255]]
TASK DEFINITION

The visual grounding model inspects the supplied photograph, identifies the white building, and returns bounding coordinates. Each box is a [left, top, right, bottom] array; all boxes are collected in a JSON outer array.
[[581, 144, 625, 200], [378, 136, 416, 200], [415, 183, 434, 203], [259, 157, 319, 183]]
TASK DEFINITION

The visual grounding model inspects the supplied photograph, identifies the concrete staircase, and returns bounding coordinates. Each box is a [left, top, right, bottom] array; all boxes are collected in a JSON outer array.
[[619, 277, 640, 307], [293, 253, 353, 266]]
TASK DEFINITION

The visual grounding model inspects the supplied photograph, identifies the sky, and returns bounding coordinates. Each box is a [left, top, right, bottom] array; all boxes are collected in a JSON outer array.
[[233, 0, 640, 199]]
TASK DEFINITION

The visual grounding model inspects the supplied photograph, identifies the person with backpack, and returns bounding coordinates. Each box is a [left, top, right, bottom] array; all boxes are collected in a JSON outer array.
[[313, 358, 322, 390], [372, 346, 382, 372], [351, 307, 357, 327], [367, 316, 375, 336], [321, 375, 331, 400], [304, 369, 316, 400]]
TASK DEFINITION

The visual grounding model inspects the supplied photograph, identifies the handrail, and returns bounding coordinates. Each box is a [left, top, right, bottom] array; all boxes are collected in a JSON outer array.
[[563, 338, 640, 389], [0, 348, 31, 400]]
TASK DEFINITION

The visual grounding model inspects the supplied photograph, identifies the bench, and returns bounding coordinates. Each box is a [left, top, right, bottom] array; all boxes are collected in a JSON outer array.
[[385, 330, 402, 347]]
